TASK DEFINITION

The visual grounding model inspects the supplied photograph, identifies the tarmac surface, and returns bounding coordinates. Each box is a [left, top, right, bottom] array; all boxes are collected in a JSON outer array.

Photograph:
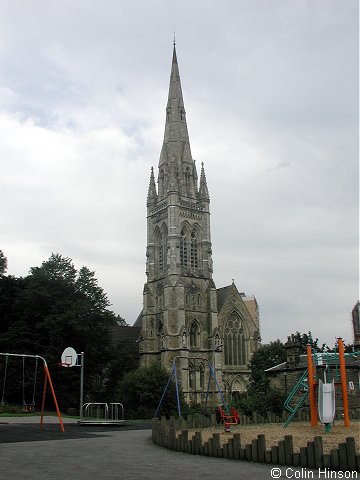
[[0, 417, 325, 479]]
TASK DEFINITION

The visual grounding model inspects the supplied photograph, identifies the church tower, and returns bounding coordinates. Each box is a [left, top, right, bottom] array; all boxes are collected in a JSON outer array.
[[139, 45, 223, 402]]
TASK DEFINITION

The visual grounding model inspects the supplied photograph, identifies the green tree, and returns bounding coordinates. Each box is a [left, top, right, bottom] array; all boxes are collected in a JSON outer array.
[[0, 253, 126, 408], [118, 363, 184, 419], [30, 253, 76, 284], [293, 331, 326, 353], [234, 340, 287, 416], [0, 250, 7, 276], [75, 266, 110, 312], [249, 340, 286, 393]]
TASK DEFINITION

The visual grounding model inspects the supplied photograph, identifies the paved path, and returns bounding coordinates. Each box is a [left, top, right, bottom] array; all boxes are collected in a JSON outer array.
[[0, 418, 324, 480]]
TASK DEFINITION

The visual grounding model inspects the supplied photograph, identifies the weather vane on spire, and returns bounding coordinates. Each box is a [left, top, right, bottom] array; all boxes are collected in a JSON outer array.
[[173, 31, 176, 46]]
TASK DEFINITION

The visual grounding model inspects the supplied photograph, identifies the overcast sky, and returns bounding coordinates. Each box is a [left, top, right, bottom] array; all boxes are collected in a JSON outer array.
[[0, 0, 358, 347]]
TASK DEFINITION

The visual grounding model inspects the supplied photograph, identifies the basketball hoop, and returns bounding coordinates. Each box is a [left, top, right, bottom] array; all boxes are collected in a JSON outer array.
[[60, 362, 71, 368], [60, 347, 77, 368]]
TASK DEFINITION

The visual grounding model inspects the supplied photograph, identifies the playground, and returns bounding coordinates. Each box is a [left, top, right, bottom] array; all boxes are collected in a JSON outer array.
[[191, 421, 359, 454]]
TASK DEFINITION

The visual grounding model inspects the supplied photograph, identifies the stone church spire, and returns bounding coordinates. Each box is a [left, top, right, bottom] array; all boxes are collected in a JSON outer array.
[[140, 45, 221, 404], [147, 167, 157, 206], [158, 45, 197, 199], [199, 162, 210, 201]]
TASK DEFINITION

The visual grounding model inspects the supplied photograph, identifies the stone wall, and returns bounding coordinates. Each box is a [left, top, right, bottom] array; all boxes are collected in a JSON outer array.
[[269, 367, 360, 418]]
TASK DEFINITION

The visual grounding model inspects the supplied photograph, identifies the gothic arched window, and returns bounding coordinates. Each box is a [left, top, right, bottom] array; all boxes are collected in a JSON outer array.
[[158, 233, 164, 272], [189, 321, 199, 348], [189, 363, 195, 390], [199, 363, 205, 390], [224, 313, 247, 366], [190, 231, 198, 271], [156, 228, 167, 274], [180, 229, 188, 268]]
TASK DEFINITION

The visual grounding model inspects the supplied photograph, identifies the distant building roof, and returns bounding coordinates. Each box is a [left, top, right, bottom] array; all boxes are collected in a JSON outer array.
[[242, 296, 258, 324], [216, 284, 257, 324], [265, 353, 360, 373], [133, 310, 143, 328], [216, 285, 232, 312], [111, 324, 141, 346]]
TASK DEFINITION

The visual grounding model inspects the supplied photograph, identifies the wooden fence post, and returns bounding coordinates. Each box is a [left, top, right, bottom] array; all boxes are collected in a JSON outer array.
[[307, 441, 315, 469], [278, 440, 286, 465], [258, 434, 266, 463], [338, 443, 348, 471], [345, 437, 357, 471], [314, 436, 323, 469], [330, 448, 339, 470], [233, 433, 241, 460], [271, 446, 279, 465], [284, 435, 293, 466]]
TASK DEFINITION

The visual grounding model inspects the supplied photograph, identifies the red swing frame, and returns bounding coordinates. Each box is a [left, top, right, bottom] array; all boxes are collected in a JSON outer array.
[[0, 352, 64, 432]]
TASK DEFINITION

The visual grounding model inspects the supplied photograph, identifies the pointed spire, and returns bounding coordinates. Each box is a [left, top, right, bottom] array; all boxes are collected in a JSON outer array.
[[172, 42, 178, 64], [147, 167, 157, 205], [157, 45, 197, 199], [199, 162, 210, 201]]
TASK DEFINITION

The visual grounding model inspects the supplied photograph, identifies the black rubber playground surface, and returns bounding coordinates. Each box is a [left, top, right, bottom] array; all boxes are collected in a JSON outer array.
[[0, 421, 152, 444]]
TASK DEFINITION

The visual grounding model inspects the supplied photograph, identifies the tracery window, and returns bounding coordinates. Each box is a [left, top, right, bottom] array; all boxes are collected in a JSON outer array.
[[158, 233, 164, 272], [199, 363, 205, 390], [180, 229, 188, 268], [190, 231, 198, 271], [189, 321, 199, 348], [224, 313, 247, 366], [189, 363, 195, 390]]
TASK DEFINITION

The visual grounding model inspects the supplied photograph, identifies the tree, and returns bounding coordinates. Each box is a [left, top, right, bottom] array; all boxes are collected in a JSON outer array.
[[248, 340, 287, 393], [75, 266, 110, 312], [0, 253, 127, 408], [0, 250, 7, 276], [118, 363, 184, 419], [234, 340, 287, 416], [30, 253, 76, 284], [292, 331, 326, 353]]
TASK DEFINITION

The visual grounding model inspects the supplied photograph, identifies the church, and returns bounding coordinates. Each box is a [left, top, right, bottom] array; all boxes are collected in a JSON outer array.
[[135, 45, 261, 404]]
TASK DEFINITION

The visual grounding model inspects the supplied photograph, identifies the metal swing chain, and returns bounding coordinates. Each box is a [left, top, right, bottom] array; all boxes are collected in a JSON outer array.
[[31, 357, 38, 405], [1, 354, 9, 405]]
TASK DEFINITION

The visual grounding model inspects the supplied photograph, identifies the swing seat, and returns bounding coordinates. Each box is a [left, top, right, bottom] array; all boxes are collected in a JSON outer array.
[[22, 403, 35, 413], [223, 415, 238, 426]]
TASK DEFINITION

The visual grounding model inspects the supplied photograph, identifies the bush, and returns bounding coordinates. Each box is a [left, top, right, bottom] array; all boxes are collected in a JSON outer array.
[[234, 387, 286, 417], [118, 362, 185, 419]]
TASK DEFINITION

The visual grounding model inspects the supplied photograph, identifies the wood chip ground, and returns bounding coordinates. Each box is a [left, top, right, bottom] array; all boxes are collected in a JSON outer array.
[[187, 421, 359, 454]]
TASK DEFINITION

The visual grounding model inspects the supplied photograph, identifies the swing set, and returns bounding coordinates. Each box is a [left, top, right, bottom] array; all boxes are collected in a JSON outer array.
[[154, 356, 232, 424], [0, 352, 64, 432]]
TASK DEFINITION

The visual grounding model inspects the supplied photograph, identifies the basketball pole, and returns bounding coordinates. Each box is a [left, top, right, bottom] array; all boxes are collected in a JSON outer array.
[[80, 352, 84, 421]]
